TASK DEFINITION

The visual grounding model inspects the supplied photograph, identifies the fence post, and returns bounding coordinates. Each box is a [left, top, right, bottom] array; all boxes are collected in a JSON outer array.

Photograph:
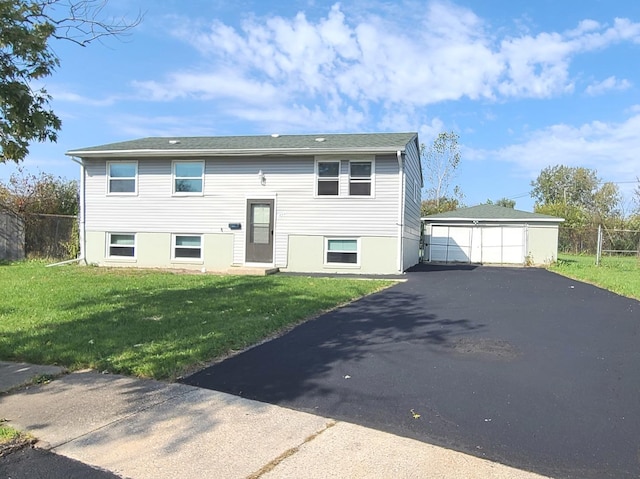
[[596, 224, 602, 266]]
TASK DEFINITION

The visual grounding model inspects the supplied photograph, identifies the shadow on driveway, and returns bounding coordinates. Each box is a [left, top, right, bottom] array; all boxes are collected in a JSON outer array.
[[183, 266, 640, 479]]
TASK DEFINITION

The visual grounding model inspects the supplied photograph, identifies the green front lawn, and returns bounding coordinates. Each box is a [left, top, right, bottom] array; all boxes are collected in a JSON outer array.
[[550, 254, 640, 301], [0, 262, 393, 380]]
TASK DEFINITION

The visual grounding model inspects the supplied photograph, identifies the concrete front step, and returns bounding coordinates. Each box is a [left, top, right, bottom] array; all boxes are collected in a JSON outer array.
[[226, 266, 280, 276]]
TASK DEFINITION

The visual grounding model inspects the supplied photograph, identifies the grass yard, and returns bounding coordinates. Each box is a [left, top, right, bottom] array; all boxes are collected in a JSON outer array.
[[0, 262, 393, 380], [0, 423, 32, 446], [550, 254, 640, 301]]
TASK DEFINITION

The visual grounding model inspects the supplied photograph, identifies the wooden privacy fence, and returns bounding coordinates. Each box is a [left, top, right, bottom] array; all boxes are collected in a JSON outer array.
[[0, 210, 25, 260]]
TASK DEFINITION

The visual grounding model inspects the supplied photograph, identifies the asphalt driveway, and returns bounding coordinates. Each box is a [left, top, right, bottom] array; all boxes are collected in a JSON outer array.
[[183, 265, 640, 479]]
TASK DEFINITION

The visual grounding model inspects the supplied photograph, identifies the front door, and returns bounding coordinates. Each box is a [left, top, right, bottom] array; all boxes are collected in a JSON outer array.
[[245, 199, 274, 263]]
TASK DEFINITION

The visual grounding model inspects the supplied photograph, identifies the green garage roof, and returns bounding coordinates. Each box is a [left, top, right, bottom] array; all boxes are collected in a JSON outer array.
[[422, 204, 564, 222]]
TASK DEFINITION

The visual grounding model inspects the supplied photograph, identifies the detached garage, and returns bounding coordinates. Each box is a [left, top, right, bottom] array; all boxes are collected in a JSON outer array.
[[422, 205, 564, 266]]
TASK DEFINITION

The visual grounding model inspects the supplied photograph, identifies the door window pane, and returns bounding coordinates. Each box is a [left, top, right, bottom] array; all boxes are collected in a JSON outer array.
[[252, 225, 270, 244], [252, 204, 270, 224], [251, 204, 271, 245]]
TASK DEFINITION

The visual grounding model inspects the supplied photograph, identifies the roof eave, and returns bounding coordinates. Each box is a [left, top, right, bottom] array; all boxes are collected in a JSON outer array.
[[421, 217, 565, 223], [65, 146, 407, 158]]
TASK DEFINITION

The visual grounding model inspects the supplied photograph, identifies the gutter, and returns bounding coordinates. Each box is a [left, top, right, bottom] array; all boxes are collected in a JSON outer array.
[[396, 150, 405, 273], [69, 156, 87, 265], [65, 147, 406, 159]]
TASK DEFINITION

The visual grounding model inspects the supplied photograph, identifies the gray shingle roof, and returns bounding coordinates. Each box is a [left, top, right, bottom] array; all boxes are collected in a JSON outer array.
[[422, 204, 564, 222], [67, 132, 418, 156]]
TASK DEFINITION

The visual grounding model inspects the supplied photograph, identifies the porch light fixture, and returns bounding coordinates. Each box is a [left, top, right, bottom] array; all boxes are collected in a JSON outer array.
[[258, 170, 266, 186]]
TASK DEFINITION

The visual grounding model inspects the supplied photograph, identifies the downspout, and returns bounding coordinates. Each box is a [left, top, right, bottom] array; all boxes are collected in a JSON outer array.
[[396, 150, 405, 273], [69, 156, 86, 265]]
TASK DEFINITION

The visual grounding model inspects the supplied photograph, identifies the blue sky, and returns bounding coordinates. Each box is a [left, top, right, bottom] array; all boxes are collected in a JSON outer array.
[[3, 0, 640, 212]]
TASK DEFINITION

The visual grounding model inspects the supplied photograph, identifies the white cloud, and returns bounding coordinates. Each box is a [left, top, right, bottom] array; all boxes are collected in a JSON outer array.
[[48, 89, 118, 107], [477, 114, 640, 181], [133, 69, 281, 105], [585, 76, 632, 96], [108, 114, 220, 138], [131, 1, 640, 131]]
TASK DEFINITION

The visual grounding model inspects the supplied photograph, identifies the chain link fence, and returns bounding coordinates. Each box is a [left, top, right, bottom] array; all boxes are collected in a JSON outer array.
[[558, 225, 599, 255], [23, 213, 78, 260], [559, 224, 640, 261]]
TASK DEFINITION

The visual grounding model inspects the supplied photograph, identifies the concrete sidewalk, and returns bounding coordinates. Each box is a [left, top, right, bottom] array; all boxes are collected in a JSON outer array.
[[0, 362, 550, 479]]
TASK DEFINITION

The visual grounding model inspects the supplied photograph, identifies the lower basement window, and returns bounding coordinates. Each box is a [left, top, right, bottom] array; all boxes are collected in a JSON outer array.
[[325, 238, 359, 265]]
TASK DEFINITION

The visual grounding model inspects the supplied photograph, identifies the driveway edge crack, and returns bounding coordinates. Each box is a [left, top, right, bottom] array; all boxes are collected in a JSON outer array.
[[246, 420, 337, 478]]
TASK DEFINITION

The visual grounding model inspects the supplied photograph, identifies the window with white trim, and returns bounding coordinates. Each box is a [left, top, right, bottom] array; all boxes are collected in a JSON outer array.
[[108, 233, 135, 258], [317, 161, 339, 196], [107, 162, 137, 194], [173, 161, 204, 194], [173, 235, 202, 260], [349, 161, 372, 196], [326, 238, 359, 265]]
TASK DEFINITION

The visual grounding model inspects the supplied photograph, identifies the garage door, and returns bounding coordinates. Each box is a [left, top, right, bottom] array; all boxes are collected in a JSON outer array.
[[430, 226, 472, 263], [480, 226, 525, 264], [429, 225, 526, 264]]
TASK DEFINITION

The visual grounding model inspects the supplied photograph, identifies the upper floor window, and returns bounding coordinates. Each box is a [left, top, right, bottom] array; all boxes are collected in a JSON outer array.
[[317, 161, 339, 196], [173, 161, 204, 194], [349, 161, 372, 196], [107, 162, 137, 194]]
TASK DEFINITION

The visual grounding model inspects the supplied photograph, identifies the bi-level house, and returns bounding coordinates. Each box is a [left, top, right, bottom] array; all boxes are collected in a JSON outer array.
[[66, 132, 422, 274]]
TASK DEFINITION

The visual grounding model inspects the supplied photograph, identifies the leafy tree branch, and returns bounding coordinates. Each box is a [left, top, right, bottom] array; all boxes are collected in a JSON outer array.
[[0, 0, 141, 163]]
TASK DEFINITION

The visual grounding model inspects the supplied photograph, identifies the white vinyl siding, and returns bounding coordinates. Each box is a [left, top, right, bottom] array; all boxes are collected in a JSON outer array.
[[107, 161, 137, 195], [172, 234, 202, 260], [107, 233, 135, 258], [400, 139, 422, 269], [83, 153, 400, 268], [173, 161, 204, 195]]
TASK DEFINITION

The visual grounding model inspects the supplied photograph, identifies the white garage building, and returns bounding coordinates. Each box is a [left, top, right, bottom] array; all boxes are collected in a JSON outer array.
[[422, 205, 564, 266]]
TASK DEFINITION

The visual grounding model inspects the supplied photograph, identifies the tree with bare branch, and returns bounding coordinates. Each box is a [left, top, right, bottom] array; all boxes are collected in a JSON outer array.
[[421, 131, 463, 213], [0, 0, 142, 163]]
